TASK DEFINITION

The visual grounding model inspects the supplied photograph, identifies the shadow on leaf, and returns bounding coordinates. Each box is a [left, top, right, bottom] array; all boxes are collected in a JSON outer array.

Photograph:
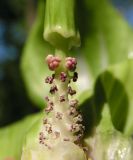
[[81, 70, 129, 136]]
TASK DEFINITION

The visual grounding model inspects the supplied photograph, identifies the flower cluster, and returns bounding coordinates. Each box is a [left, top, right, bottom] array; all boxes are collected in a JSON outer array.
[[39, 54, 85, 152], [46, 55, 77, 72]]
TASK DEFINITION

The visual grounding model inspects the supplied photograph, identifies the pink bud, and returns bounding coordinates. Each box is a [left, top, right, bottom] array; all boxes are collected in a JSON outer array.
[[65, 57, 77, 71], [45, 55, 61, 71], [53, 61, 59, 67]]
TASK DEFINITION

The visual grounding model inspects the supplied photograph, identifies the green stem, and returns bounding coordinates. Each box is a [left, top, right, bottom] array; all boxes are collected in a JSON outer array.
[[44, 0, 80, 50], [55, 49, 66, 58]]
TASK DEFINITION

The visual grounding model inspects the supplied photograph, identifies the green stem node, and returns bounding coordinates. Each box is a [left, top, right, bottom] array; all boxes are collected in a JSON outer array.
[[44, 0, 80, 50]]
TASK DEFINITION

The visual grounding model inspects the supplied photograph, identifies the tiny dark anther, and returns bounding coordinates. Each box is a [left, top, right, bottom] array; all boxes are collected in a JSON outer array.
[[68, 124, 73, 132], [43, 118, 48, 124], [60, 72, 67, 82], [68, 107, 78, 116], [69, 99, 78, 107], [63, 137, 70, 141], [73, 72, 78, 82], [39, 140, 44, 144], [77, 133, 83, 139], [45, 124, 52, 134], [59, 95, 65, 102], [81, 125, 85, 131], [44, 143, 51, 149], [39, 132, 44, 136], [74, 137, 80, 144], [45, 76, 54, 84], [45, 96, 49, 102], [83, 147, 89, 153], [74, 114, 83, 123], [71, 124, 79, 132], [54, 131, 60, 139], [45, 104, 53, 113], [52, 74, 55, 78], [39, 132, 46, 144], [67, 86, 76, 96], [69, 123, 84, 134], [49, 101, 54, 106], [56, 112, 63, 120], [50, 85, 58, 94]]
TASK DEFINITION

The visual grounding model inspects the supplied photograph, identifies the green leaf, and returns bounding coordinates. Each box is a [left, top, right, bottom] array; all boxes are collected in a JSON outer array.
[[81, 59, 133, 137], [99, 60, 133, 136], [0, 113, 41, 160]]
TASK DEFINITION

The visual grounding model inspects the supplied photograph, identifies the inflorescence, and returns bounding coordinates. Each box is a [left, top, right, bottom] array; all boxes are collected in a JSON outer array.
[[39, 54, 85, 150]]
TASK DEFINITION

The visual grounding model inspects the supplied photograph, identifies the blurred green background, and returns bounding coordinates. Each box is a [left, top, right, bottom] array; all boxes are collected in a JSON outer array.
[[0, 0, 133, 127], [0, 0, 40, 127]]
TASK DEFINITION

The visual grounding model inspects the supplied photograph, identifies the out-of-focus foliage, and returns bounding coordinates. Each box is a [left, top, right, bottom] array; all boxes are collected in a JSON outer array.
[[21, 0, 133, 108], [0, 0, 38, 127], [0, 112, 41, 159]]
